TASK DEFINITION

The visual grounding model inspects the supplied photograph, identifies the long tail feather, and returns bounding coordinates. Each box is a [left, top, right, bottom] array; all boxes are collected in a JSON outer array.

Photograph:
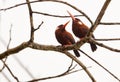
[[73, 50, 80, 57], [90, 42, 97, 52]]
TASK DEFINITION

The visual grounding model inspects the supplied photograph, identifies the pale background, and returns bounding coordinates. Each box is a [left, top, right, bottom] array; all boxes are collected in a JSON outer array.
[[0, 0, 120, 82]]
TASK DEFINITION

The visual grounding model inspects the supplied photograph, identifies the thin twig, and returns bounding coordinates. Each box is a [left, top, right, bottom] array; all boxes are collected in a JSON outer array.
[[26, 0, 35, 42], [68, 60, 78, 71], [63, 51, 96, 82], [91, 39, 120, 52], [34, 21, 44, 31], [27, 59, 91, 82], [79, 49, 120, 81], [33, 11, 83, 18], [0, 25, 35, 80], [1, 24, 19, 82], [0, 1, 39, 11], [7, 24, 12, 49], [40, 0, 93, 25], [27, 59, 74, 82], [95, 38, 120, 41], [0, 38, 87, 60], [0, 61, 5, 71], [88, 0, 111, 37], [0, 0, 93, 25], [0, 25, 13, 72], [1, 36, 120, 59], [1, 60, 19, 82], [100, 22, 120, 25]]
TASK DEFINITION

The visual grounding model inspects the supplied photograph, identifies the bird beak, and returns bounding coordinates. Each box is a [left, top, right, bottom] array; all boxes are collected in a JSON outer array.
[[64, 20, 70, 27], [67, 11, 75, 21]]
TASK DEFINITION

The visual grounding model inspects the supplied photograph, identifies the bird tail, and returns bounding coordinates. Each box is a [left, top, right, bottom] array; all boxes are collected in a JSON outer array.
[[90, 42, 97, 52], [73, 50, 80, 57]]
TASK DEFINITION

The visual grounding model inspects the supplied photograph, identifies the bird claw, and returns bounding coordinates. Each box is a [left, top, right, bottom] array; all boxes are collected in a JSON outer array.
[[56, 45, 62, 47], [62, 45, 71, 48]]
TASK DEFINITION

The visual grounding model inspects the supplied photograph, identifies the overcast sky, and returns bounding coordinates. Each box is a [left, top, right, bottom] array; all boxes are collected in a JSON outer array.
[[0, 0, 120, 82]]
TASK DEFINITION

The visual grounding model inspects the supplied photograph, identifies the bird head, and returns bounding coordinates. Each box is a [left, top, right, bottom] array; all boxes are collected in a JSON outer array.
[[57, 21, 70, 30], [67, 11, 83, 25]]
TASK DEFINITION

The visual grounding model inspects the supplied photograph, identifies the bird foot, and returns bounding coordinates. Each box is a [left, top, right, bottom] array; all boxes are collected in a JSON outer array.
[[63, 45, 70, 47], [56, 45, 61, 47]]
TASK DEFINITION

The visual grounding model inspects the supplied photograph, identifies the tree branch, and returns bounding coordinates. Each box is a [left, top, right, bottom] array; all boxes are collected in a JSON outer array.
[[0, 42, 29, 59], [0, 1, 39, 11], [95, 38, 120, 41], [62, 51, 96, 82], [27, 60, 74, 82], [100, 22, 120, 25], [26, 0, 34, 42], [0, 40, 95, 81], [79, 49, 120, 81], [1, 60, 19, 82], [1, 0, 119, 82], [0, 0, 93, 25], [7, 24, 12, 49], [87, 0, 111, 37], [34, 21, 44, 31], [90, 39, 120, 52], [0, 38, 86, 59], [33, 11, 83, 18], [28, 51, 96, 82], [39, 0, 93, 25], [28, 63, 91, 82]]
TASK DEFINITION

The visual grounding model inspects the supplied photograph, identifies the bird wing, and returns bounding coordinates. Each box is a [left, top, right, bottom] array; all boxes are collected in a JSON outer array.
[[64, 32, 75, 44]]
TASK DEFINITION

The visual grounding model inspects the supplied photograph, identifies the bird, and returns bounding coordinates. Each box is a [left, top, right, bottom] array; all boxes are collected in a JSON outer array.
[[67, 11, 97, 52], [55, 21, 80, 57]]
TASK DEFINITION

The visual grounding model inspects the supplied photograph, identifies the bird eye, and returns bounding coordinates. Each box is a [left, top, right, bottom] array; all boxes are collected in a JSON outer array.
[[57, 25, 64, 29], [75, 18, 80, 21], [78, 21, 82, 25], [75, 18, 82, 25]]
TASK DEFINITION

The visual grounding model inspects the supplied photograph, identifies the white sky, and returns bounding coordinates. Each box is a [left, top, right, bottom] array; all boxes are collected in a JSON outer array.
[[0, 0, 120, 82]]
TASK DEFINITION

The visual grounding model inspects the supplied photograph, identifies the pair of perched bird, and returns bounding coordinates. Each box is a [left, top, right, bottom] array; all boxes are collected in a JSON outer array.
[[55, 11, 97, 57]]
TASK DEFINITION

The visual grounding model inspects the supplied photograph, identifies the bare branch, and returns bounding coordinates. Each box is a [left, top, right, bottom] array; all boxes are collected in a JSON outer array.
[[62, 51, 96, 82], [0, 42, 29, 59], [0, 25, 19, 82], [26, 0, 35, 42], [34, 21, 44, 31], [0, 1, 39, 11], [7, 24, 12, 49], [91, 39, 120, 52], [0, 41, 95, 81], [33, 11, 83, 18], [0, 0, 120, 81], [68, 60, 77, 71], [95, 38, 120, 41], [0, 25, 13, 72], [40, 0, 93, 25], [0, 60, 6, 71], [88, 0, 111, 37], [1, 60, 19, 82], [79, 49, 120, 81], [0, 0, 93, 25], [100, 22, 120, 25], [28, 52, 95, 82], [0, 25, 35, 80], [0, 37, 88, 60], [27, 59, 74, 82]]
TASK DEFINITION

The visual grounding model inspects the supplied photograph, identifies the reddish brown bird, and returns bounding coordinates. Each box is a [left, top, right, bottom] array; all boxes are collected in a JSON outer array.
[[67, 11, 97, 52], [55, 21, 80, 57]]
